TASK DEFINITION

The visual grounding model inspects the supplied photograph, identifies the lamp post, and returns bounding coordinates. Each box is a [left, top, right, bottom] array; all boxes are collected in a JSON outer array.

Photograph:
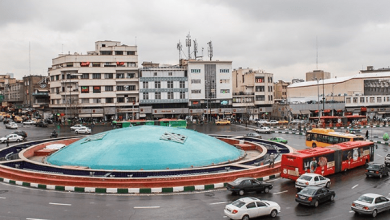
[[313, 77, 320, 118], [322, 78, 325, 112]]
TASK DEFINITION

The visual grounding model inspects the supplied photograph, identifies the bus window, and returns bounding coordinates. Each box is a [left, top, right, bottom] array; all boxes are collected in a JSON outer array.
[[354, 137, 364, 141], [317, 135, 323, 142], [313, 134, 317, 141], [306, 133, 312, 141]]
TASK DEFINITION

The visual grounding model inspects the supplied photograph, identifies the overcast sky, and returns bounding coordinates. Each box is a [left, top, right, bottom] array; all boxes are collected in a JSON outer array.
[[1, 0, 390, 81]]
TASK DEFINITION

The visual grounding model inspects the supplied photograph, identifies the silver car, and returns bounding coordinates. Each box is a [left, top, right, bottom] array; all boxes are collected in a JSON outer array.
[[351, 193, 390, 217]]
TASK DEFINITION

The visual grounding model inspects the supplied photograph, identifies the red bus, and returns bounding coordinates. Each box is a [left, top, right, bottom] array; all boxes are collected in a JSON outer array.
[[281, 141, 375, 181]]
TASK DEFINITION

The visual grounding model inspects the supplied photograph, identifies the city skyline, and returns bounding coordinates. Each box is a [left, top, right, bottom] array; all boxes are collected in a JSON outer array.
[[1, 0, 390, 81]]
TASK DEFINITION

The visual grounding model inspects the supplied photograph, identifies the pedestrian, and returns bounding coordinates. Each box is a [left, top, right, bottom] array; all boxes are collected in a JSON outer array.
[[269, 153, 275, 168], [365, 130, 369, 139], [6, 137, 9, 147]]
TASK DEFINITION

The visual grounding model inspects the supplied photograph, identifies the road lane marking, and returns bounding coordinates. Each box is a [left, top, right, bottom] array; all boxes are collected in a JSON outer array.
[[0, 197, 6, 199], [210, 202, 227, 205], [351, 184, 358, 189], [134, 206, 160, 209], [349, 211, 355, 213], [27, 218, 50, 220], [377, 154, 383, 157], [273, 190, 288, 195], [49, 202, 72, 206]]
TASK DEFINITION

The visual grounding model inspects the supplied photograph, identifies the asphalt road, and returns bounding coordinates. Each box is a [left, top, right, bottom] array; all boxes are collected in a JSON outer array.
[[0, 123, 389, 220]]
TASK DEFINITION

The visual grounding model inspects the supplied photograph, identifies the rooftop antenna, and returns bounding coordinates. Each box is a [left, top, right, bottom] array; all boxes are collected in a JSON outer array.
[[193, 39, 198, 59], [207, 41, 213, 61], [186, 33, 191, 60], [177, 40, 183, 60]]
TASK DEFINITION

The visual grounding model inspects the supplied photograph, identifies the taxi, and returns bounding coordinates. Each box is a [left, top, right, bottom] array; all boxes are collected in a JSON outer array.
[[216, 119, 231, 125]]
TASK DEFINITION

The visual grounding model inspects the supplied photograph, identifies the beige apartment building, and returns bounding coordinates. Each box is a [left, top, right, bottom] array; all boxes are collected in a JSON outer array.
[[274, 80, 290, 100], [306, 70, 331, 82]]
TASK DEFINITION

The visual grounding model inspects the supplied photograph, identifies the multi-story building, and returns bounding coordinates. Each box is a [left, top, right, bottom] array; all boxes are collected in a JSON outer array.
[[185, 59, 233, 120], [306, 70, 331, 82], [4, 80, 24, 109], [0, 74, 16, 104], [139, 62, 188, 119], [48, 40, 139, 121], [274, 80, 290, 100], [254, 70, 274, 118], [23, 75, 50, 109]]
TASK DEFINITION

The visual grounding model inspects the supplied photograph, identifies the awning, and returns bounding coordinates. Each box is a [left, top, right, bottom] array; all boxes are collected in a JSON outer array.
[[291, 110, 300, 115], [323, 109, 331, 113], [300, 110, 310, 114], [336, 109, 343, 112], [79, 114, 92, 118], [80, 62, 90, 67], [91, 114, 103, 117], [116, 62, 125, 66]]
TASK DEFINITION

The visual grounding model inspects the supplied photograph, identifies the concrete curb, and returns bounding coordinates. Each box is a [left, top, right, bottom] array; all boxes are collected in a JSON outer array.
[[0, 173, 281, 194]]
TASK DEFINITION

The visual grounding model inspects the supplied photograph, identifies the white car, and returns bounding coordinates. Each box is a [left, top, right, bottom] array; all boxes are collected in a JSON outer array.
[[23, 120, 35, 125], [224, 197, 280, 220], [75, 127, 91, 134], [295, 173, 331, 190], [267, 120, 278, 125], [351, 193, 390, 217], [0, 134, 24, 143], [5, 122, 18, 129], [257, 120, 268, 125], [70, 124, 85, 130], [255, 127, 272, 134]]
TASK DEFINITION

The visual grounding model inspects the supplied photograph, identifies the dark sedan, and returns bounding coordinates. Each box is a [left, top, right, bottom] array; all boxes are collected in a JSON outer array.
[[365, 162, 389, 178], [295, 186, 335, 207], [226, 177, 273, 196]]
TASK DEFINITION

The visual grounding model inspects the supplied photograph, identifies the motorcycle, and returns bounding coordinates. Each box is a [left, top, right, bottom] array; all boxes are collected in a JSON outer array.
[[50, 132, 58, 138]]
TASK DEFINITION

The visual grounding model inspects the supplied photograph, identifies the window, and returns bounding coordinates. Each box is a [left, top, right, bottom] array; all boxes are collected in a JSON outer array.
[[105, 98, 113, 103], [126, 51, 135, 55], [81, 98, 89, 104], [55, 75, 59, 80], [255, 86, 265, 92], [117, 86, 125, 91], [268, 77, 273, 83], [220, 89, 230, 93], [246, 202, 256, 209], [220, 69, 229, 73], [191, 69, 201, 73], [255, 77, 264, 83], [81, 73, 89, 79], [155, 81, 161, 88], [220, 79, 230, 84], [104, 73, 113, 79], [256, 202, 266, 207], [66, 62, 73, 67], [192, 90, 201, 94], [92, 63, 100, 67], [256, 95, 265, 101], [128, 97, 136, 103], [127, 85, 136, 91], [268, 86, 273, 92], [168, 72, 172, 76], [167, 81, 173, 88], [155, 92, 161, 99], [360, 97, 365, 103], [116, 73, 124, 79], [377, 97, 382, 103], [81, 86, 89, 93], [92, 73, 101, 79], [370, 97, 375, 103], [154, 72, 157, 76], [127, 73, 135, 78], [105, 86, 113, 91], [353, 97, 358, 103], [180, 91, 185, 99], [191, 79, 201, 84], [127, 62, 136, 67], [346, 97, 351, 103], [143, 81, 148, 89], [143, 92, 149, 100], [117, 97, 125, 103], [115, 51, 123, 55], [167, 92, 174, 99], [268, 95, 273, 101], [100, 51, 112, 55], [93, 98, 101, 103], [180, 81, 185, 88], [93, 86, 101, 93]]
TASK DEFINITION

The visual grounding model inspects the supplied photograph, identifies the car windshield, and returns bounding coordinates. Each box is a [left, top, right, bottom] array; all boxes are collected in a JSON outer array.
[[300, 187, 317, 195], [231, 200, 246, 208], [232, 178, 247, 184], [367, 164, 380, 169], [298, 175, 312, 181], [357, 195, 374, 204]]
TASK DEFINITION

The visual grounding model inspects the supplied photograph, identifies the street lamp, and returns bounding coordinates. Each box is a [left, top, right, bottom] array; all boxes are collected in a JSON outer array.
[[322, 78, 325, 112], [313, 77, 320, 118]]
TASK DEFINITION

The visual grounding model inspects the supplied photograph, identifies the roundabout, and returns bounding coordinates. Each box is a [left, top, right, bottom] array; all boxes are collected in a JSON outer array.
[[0, 125, 292, 193]]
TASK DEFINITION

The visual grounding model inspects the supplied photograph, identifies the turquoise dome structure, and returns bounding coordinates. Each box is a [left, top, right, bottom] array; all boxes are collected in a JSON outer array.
[[47, 126, 242, 170]]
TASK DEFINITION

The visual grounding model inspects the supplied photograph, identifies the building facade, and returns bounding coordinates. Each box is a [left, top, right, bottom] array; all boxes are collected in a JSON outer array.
[[48, 40, 139, 121], [306, 70, 331, 82], [274, 80, 290, 100], [4, 80, 24, 109]]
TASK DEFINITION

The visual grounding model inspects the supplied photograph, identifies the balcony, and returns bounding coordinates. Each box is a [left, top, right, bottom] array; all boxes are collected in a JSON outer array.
[[140, 99, 188, 104], [32, 92, 49, 97], [233, 92, 255, 96]]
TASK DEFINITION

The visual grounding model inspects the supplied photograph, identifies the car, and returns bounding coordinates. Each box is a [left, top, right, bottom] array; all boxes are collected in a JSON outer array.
[[365, 162, 389, 178], [224, 197, 281, 220], [35, 121, 48, 127], [12, 130, 27, 140], [255, 127, 271, 134], [70, 124, 85, 130], [269, 137, 288, 144], [3, 118, 13, 124], [226, 177, 273, 195], [0, 134, 24, 143], [351, 193, 390, 217], [75, 127, 91, 134], [295, 173, 331, 190], [295, 186, 335, 207], [14, 116, 23, 123], [266, 120, 279, 125], [385, 154, 390, 167], [383, 117, 390, 122], [278, 120, 288, 124], [5, 122, 18, 129], [291, 119, 305, 124], [245, 133, 262, 138], [257, 119, 268, 125], [22, 120, 36, 125], [216, 120, 231, 125]]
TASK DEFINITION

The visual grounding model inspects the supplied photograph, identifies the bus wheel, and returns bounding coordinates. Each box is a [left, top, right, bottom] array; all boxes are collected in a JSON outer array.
[[312, 143, 317, 148]]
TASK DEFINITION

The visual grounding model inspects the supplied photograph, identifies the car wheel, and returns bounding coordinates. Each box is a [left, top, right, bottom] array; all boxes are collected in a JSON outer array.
[[76, 131, 78, 134], [270, 209, 278, 218], [242, 215, 250, 220], [312, 143, 316, 148], [238, 190, 244, 196], [314, 200, 319, 207], [330, 195, 334, 201], [17, 139, 20, 142], [372, 209, 377, 218], [264, 187, 270, 193], [325, 181, 330, 188]]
